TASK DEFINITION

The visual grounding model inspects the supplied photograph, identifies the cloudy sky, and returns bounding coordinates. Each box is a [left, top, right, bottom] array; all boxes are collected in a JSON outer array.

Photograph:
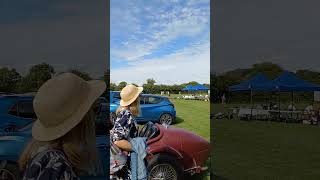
[[213, 0, 320, 74], [110, 0, 210, 85], [0, 0, 107, 78]]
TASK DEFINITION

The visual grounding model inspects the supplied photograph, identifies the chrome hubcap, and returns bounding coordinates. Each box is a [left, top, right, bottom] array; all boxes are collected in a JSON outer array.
[[149, 163, 177, 180], [0, 169, 15, 180], [160, 114, 172, 125]]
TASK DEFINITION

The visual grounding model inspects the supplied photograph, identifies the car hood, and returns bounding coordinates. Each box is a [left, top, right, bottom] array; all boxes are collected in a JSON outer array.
[[0, 135, 29, 160]]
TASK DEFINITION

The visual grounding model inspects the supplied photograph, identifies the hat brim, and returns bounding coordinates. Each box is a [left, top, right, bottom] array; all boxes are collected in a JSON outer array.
[[120, 87, 143, 106], [32, 80, 106, 142]]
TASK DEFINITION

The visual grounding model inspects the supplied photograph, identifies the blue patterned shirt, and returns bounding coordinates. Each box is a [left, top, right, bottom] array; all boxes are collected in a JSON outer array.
[[111, 108, 137, 142]]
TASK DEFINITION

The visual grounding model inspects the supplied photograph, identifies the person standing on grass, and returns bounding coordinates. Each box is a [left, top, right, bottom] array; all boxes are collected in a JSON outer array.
[[19, 73, 106, 180]]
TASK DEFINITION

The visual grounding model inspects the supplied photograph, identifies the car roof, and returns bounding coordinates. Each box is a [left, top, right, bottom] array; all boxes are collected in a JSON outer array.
[[141, 94, 166, 98], [110, 91, 165, 98]]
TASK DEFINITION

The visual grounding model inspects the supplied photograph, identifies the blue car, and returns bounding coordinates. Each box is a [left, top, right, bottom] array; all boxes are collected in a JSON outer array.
[[110, 91, 176, 125], [0, 103, 109, 180], [0, 95, 36, 131]]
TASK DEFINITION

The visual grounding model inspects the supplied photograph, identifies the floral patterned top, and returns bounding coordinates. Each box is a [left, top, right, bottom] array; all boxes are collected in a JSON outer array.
[[110, 108, 138, 142], [22, 149, 79, 180]]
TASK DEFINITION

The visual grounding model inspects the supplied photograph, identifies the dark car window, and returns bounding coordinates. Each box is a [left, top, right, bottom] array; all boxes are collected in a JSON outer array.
[[97, 97, 107, 104], [145, 96, 162, 104], [139, 95, 145, 104], [18, 101, 37, 119], [8, 103, 18, 116], [113, 92, 121, 100], [95, 104, 108, 135], [8, 100, 37, 119]]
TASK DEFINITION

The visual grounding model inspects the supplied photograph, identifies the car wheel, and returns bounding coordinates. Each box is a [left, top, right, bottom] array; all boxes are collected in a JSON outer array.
[[0, 163, 19, 180], [147, 154, 183, 180], [110, 112, 116, 125], [159, 113, 173, 125]]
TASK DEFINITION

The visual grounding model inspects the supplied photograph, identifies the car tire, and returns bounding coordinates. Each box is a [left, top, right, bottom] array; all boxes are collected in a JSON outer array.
[[0, 162, 20, 180], [147, 154, 183, 180], [159, 113, 174, 125]]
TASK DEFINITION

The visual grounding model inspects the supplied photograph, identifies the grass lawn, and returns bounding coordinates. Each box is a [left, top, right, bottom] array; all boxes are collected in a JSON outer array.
[[212, 103, 320, 180], [171, 99, 210, 141], [170, 99, 211, 180]]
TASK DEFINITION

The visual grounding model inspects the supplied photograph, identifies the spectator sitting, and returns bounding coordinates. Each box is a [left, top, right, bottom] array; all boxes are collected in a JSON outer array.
[[288, 104, 296, 111], [304, 105, 313, 114], [311, 110, 318, 125]]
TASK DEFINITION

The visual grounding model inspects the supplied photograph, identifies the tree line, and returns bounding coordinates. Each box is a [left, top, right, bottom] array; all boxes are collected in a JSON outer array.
[[0, 63, 209, 95], [0, 63, 103, 94], [211, 62, 320, 102], [111, 79, 209, 94]]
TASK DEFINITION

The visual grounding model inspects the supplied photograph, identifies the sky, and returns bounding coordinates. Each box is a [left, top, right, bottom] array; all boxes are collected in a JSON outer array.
[[110, 0, 210, 85], [213, 0, 320, 74], [0, 0, 107, 79]]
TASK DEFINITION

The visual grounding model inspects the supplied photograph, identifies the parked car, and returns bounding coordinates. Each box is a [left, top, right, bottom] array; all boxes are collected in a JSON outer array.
[[0, 103, 109, 180], [0, 95, 36, 131], [110, 91, 176, 125], [0, 120, 210, 180]]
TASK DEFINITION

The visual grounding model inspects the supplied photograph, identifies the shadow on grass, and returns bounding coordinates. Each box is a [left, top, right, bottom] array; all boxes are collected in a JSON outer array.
[[174, 116, 185, 124]]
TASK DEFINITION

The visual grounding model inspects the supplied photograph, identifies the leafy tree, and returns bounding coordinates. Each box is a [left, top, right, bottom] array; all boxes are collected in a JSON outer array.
[[296, 70, 320, 84], [0, 67, 21, 93], [110, 83, 117, 91], [69, 69, 92, 81], [146, 78, 156, 85], [117, 81, 127, 90], [19, 63, 55, 92]]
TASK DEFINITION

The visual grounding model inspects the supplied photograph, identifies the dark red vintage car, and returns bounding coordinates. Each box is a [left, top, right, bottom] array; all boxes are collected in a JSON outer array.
[[138, 122, 210, 179]]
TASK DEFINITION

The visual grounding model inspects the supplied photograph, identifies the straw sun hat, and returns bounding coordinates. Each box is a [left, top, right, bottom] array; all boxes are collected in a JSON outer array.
[[120, 84, 143, 106], [32, 73, 106, 141]]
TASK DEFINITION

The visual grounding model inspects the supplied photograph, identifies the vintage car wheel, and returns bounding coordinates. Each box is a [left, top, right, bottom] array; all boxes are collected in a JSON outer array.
[[147, 154, 182, 180], [0, 163, 19, 180], [159, 114, 173, 125]]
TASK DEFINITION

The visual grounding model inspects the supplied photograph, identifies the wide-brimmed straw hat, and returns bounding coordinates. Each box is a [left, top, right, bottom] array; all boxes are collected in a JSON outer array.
[[32, 73, 106, 141], [120, 84, 143, 106]]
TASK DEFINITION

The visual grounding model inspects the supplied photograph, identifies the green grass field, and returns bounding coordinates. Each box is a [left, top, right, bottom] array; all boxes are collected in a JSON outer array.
[[169, 99, 211, 180], [171, 99, 210, 141], [212, 103, 320, 180]]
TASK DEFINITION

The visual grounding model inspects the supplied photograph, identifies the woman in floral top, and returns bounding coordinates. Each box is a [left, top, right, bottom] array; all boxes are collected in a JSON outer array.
[[19, 73, 106, 180], [110, 84, 143, 179]]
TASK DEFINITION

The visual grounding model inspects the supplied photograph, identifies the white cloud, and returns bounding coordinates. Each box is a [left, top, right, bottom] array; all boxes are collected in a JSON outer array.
[[111, 41, 210, 85], [111, 0, 210, 62]]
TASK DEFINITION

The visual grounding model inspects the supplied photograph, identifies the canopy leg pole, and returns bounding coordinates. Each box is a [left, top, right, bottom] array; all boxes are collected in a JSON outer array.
[[278, 90, 281, 122], [291, 91, 294, 121], [250, 89, 253, 120]]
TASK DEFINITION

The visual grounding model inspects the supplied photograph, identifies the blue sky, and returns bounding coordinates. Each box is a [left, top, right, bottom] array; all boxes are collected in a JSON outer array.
[[110, 0, 210, 85]]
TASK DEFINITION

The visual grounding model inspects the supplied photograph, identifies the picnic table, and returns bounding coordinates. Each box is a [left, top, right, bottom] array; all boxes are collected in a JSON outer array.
[[238, 108, 270, 120], [237, 108, 303, 122], [269, 110, 302, 122]]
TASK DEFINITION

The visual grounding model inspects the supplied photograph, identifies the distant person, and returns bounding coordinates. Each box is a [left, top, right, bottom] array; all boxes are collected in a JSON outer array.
[[19, 73, 106, 180], [221, 93, 226, 104], [288, 104, 296, 111]]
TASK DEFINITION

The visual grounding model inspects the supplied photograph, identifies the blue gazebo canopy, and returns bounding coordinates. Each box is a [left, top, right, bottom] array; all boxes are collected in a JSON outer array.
[[193, 84, 209, 91], [182, 85, 196, 91], [229, 73, 270, 92], [182, 84, 209, 91], [254, 71, 320, 92]]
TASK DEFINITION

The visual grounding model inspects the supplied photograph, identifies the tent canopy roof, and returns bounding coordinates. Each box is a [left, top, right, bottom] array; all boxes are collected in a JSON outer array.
[[229, 73, 270, 92]]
